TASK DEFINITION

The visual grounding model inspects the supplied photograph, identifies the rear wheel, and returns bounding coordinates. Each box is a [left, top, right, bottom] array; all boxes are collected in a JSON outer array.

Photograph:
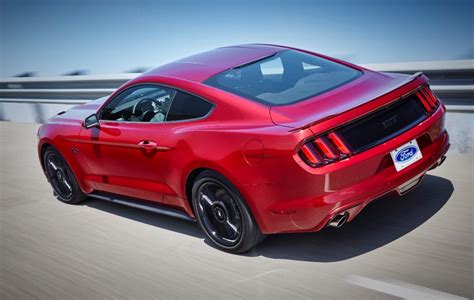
[[192, 170, 265, 253], [43, 147, 86, 204]]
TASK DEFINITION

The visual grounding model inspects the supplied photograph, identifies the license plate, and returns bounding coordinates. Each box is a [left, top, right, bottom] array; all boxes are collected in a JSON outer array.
[[390, 139, 422, 172]]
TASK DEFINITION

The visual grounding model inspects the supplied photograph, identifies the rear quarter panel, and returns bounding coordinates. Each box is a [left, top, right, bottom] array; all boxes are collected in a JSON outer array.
[[159, 116, 312, 231]]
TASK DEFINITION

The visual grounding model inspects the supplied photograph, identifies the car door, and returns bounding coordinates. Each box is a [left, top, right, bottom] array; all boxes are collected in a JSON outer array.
[[77, 84, 175, 203], [157, 90, 215, 209]]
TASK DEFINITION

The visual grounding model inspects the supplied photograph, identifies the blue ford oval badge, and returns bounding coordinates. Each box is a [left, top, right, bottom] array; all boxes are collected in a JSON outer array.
[[395, 146, 417, 162], [390, 140, 422, 172]]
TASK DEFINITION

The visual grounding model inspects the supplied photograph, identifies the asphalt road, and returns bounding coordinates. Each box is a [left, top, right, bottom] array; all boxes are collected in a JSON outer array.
[[1, 121, 473, 299]]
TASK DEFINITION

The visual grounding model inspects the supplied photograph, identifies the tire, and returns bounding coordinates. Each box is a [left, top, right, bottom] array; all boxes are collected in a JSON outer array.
[[191, 170, 265, 253], [43, 147, 86, 204]]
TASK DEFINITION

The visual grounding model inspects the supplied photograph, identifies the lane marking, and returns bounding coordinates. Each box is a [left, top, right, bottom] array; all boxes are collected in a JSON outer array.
[[346, 275, 468, 300]]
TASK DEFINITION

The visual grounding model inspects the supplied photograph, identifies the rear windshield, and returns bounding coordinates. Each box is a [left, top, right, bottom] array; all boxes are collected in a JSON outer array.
[[204, 50, 362, 106]]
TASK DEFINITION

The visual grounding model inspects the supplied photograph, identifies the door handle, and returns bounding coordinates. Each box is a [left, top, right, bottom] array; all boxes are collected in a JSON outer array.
[[138, 140, 158, 150]]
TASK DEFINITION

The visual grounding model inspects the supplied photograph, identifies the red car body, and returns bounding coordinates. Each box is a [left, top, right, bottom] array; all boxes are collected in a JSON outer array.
[[38, 44, 449, 236]]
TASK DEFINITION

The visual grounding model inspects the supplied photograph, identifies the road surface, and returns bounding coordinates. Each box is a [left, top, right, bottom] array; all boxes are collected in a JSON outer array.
[[1, 121, 472, 299]]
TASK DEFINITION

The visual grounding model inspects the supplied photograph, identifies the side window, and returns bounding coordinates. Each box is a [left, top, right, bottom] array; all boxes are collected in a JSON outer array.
[[302, 61, 321, 71], [166, 91, 213, 121], [100, 85, 175, 123], [260, 56, 284, 81]]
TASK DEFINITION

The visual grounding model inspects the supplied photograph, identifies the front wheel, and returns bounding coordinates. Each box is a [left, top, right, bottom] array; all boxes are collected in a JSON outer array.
[[192, 170, 265, 253], [43, 147, 86, 204]]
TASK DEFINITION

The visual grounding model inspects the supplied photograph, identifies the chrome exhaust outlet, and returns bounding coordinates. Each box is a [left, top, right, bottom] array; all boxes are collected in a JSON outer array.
[[438, 155, 447, 167], [327, 212, 348, 228], [429, 155, 447, 170]]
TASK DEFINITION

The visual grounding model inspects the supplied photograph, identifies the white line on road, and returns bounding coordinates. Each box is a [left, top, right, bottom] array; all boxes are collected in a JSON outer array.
[[346, 275, 468, 300]]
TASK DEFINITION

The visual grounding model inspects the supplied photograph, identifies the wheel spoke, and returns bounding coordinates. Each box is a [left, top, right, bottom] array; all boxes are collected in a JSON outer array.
[[48, 160, 58, 171], [201, 193, 214, 206], [225, 220, 239, 235], [198, 192, 214, 215], [62, 179, 72, 192]]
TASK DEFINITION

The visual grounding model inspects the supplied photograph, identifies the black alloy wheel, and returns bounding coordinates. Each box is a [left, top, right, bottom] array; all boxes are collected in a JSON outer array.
[[192, 170, 265, 253], [43, 147, 85, 204]]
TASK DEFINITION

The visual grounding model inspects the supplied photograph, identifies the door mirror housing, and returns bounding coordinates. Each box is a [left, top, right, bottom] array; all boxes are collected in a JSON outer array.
[[84, 114, 99, 129]]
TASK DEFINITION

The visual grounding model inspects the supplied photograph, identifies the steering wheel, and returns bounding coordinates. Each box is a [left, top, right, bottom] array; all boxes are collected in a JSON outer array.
[[132, 98, 162, 121]]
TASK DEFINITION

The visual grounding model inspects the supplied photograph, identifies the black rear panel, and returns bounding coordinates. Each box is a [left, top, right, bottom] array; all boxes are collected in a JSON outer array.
[[337, 94, 426, 153]]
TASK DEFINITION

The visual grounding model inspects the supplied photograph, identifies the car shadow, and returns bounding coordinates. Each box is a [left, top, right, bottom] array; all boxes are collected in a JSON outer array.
[[247, 174, 453, 262], [84, 174, 453, 262]]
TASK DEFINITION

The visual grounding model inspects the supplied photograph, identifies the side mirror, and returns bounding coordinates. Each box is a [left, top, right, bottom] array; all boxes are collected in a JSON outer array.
[[83, 114, 99, 129]]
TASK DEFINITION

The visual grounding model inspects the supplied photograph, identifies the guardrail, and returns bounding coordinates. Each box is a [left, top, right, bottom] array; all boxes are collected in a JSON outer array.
[[0, 60, 473, 122], [1, 86, 472, 110]]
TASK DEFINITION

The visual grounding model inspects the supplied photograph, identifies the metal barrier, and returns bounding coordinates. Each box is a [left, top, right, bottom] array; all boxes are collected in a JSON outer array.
[[1, 60, 473, 122]]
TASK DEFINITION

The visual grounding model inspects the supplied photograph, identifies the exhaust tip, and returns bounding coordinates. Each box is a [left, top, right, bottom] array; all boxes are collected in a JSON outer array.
[[439, 155, 447, 167], [328, 212, 348, 228], [429, 155, 447, 170]]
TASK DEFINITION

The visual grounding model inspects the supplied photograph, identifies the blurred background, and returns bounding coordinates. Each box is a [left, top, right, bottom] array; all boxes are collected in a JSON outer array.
[[0, 0, 472, 150], [0, 0, 473, 299], [1, 0, 473, 75]]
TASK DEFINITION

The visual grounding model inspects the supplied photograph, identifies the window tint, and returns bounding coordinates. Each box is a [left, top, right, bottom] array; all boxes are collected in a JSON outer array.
[[204, 50, 362, 106], [166, 91, 213, 121], [100, 85, 175, 123]]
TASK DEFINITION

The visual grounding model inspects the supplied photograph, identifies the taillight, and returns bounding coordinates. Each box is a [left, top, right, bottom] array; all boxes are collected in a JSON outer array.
[[313, 137, 338, 159], [327, 132, 351, 155], [299, 132, 352, 167], [416, 86, 439, 113], [300, 143, 324, 165]]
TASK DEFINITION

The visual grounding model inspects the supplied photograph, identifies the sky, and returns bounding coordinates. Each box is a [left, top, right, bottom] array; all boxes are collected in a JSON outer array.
[[0, 0, 473, 77]]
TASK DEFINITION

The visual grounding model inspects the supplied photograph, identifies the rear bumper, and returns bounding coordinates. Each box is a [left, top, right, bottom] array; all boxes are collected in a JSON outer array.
[[249, 105, 449, 234], [311, 130, 449, 232]]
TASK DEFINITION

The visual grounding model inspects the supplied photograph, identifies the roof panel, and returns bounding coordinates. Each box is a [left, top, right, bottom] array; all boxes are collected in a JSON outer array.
[[143, 44, 286, 82]]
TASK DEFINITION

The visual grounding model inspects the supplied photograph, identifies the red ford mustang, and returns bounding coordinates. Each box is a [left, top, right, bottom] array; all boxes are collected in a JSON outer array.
[[38, 44, 449, 253]]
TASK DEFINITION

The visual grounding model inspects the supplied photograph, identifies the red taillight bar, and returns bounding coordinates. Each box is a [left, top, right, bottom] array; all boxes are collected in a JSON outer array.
[[300, 143, 323, 165], [327, 132, 351, 155], [313, 137, 338, 160], [423, 87, 439, 107], [417, 91, 432, 112], [417, 86, 439, 113], [420, 89, 435, 108]]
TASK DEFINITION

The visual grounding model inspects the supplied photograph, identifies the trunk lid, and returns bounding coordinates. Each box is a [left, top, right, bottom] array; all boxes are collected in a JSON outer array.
[[270, 70, 425, 130]]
